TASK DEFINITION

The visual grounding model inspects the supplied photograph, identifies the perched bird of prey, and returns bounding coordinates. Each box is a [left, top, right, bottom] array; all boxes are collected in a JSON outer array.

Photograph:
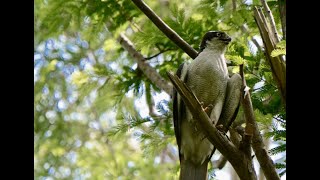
[[173, 31, 242, 180]]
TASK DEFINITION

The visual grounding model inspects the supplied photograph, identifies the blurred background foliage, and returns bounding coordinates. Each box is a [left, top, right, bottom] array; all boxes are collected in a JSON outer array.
[[34, 0, 285, 179]]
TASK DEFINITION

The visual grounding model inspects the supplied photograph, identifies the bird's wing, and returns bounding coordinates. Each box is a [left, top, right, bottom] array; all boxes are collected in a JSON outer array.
[[173, 62, 188, 162], [217, 73, 242, 132]]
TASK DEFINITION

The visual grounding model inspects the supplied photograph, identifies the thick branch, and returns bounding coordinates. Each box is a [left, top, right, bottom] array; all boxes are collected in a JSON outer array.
[[167, 72, 257, 180], [260, 0, 280, 43], [239, 65, 280, 180], [131, 0, 198, 59], [118, 33, 172, 94], [254, 7, 286, 107]]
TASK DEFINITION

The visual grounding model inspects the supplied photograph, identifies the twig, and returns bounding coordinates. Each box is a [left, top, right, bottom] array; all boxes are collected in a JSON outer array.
[[145, 48, 175, 60], [131, 0, 198, 59], [273, 116, 286, 124]]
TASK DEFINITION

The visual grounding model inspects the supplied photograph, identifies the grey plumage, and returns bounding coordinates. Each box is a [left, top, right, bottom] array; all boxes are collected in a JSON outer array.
[[173, 31, 241, 180]]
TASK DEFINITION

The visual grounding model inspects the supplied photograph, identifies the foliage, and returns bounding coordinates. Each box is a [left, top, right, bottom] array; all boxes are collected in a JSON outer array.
[[271, 40, 286, 57], [35, 0, 286, 179]]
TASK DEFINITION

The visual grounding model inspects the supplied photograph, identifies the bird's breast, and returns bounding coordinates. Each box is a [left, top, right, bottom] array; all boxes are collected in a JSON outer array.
[[187, 54, 229, 106]]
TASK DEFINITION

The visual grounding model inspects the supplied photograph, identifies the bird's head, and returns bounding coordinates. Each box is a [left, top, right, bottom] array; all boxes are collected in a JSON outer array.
[[199, 31, 232, 53]]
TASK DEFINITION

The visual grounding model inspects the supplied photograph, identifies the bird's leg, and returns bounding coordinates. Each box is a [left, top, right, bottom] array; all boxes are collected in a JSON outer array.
[[216, 73, 242, 133]]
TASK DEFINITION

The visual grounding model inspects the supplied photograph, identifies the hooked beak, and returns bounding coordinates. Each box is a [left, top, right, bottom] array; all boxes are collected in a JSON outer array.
[[220, 36, 232, 43]]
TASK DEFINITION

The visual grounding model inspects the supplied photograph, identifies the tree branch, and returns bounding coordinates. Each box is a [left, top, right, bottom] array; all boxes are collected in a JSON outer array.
[[254, 7, 286, 107], [260, 0, 280, 43], [239, 64, 280, 180], [118, 33, 173, 94], [145, 48, 175, 60], [166, 71, 257, 180], [131, 0, 198, 59], [273, 115, 286, 124]]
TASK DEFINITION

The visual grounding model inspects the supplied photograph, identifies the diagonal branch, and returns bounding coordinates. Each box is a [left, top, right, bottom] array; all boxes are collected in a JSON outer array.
[[131, 0, 198, 59], [239, 64, 280, 180], [166, 71, 257, 180], [118, 33, 173, 94]]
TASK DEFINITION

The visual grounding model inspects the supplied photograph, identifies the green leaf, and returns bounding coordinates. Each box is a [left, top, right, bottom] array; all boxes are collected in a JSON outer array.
[[71, 71, 89, 86], [226, 55, 246, 65], [271, 48, 286, 57], [268, 143, 286, 155], [276, 40, 286, 49]]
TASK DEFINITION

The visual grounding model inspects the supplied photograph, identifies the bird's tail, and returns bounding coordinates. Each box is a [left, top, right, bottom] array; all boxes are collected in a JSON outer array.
[[179, 159, 209, 180]]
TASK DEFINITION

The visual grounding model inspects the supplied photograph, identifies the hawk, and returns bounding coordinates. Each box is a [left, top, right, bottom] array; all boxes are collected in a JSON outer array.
[[173, 31, 242, 180]]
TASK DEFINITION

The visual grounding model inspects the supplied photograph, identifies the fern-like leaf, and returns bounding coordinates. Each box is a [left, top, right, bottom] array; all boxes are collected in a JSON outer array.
[[268, 144, 286, 155], [274, 163, 286, 169]]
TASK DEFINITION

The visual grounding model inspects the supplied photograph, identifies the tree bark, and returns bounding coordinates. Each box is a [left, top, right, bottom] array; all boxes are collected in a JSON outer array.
[[259, 131, 270, 180], [260, 0, 280, 44]]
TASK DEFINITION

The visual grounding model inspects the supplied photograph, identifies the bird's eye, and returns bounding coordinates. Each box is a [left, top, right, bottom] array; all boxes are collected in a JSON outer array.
[[216, 33, 221, 37]]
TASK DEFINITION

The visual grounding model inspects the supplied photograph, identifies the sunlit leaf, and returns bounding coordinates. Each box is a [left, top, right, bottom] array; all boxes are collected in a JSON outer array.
[[71, 71, 89, 86]]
